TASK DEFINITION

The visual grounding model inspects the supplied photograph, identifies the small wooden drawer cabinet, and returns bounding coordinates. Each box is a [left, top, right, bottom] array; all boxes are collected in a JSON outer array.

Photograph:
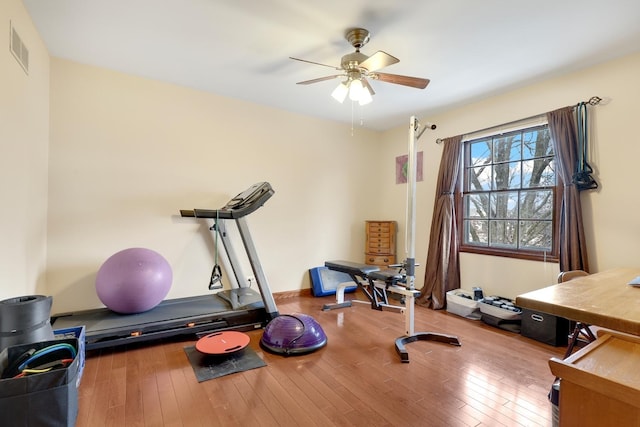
[[365, 220, 396, 266]]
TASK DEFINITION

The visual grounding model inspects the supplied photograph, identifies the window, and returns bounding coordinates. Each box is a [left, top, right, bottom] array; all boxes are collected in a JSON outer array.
[[459, 124, 560, 261]]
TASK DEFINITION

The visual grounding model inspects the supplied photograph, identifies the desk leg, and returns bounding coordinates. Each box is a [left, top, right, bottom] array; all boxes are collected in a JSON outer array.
[[564, 322, 597, 359]]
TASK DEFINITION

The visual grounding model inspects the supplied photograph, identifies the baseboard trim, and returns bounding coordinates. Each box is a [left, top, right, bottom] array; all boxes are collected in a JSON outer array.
[[273, 288, 312, 300]]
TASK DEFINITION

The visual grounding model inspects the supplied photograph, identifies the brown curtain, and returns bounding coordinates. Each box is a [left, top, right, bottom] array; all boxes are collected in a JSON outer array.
[[546, 107, 590, 272], [418, 135, 463, 309]]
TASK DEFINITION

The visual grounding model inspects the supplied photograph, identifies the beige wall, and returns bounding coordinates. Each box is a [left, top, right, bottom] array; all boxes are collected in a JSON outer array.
[[381, 52, 640, 299], [0, 1, 50, 300], [47, 58, 383, 313]]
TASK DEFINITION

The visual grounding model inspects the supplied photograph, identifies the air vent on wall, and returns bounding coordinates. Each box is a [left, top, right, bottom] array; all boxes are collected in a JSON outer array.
[[9, 21, 29, 74]]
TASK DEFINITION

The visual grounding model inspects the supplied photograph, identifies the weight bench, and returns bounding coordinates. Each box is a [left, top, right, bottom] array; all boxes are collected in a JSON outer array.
[[322, 260, 405, 312], [323, 260, 461, 362]]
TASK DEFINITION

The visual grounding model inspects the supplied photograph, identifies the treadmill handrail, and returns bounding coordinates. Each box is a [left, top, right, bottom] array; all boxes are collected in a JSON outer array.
[[180, 182, 274, 220]]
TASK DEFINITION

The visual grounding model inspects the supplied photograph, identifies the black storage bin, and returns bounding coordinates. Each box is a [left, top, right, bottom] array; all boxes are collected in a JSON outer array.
[[0, 338, 79, 427], [521, 308, 570, 346]]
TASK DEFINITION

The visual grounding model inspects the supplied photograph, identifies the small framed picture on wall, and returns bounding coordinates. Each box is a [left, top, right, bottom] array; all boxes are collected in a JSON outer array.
[[396, 151, 423, 184]]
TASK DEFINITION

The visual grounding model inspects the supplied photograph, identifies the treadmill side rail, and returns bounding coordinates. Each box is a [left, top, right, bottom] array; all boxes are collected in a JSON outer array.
[[236, 217, 279, 319]]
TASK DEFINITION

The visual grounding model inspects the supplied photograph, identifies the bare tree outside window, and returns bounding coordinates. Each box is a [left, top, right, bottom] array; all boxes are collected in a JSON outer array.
[[460, 125, 558, 261]]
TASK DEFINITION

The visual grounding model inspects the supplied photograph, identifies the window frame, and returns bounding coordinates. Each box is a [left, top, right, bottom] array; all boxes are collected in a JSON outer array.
[[457, 124, 561, 263]]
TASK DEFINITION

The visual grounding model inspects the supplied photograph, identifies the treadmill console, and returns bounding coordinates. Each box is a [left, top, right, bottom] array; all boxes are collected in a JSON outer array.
[[181, 182, 274, 220]]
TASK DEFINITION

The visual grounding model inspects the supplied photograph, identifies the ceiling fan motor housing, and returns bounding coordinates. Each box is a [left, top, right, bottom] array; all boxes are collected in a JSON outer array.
[[345, 28, 370, 50], [341, 51, 368, 71]]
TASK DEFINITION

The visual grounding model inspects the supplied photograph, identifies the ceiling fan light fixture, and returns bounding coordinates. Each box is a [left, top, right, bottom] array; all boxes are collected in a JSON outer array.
[[358, 86, 373, 106], [331, 82, 348, 103], [348, 79, 364, 101]]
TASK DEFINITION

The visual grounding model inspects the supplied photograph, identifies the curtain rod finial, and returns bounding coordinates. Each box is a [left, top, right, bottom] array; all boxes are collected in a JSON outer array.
[[588, 96, 602, 105]]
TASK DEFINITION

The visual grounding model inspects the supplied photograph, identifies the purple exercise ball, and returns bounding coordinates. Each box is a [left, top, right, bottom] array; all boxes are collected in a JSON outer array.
[[96, 247, 173, 314]]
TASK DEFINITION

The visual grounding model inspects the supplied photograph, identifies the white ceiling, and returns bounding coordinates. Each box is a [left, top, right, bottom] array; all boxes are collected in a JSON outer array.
[[22, 0, 640, 131]]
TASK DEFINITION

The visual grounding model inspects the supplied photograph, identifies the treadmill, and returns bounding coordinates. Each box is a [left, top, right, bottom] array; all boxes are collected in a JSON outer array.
[[51, 182, 280, 350]]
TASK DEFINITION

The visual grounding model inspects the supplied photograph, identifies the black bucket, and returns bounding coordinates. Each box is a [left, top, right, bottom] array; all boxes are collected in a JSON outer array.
[[0, 295, 54, 352], [549, 379, 560, 427]]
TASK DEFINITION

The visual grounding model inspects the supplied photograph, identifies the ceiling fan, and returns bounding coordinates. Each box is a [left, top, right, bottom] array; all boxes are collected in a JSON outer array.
[[290, 28, 430, 105]]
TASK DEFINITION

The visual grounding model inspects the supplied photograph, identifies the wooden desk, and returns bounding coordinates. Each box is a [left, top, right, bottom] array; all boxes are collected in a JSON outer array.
[[516, 268, 640, 336]]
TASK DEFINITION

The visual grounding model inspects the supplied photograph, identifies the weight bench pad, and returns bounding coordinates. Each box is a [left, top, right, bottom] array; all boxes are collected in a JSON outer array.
[[324, 260, 380, 277]]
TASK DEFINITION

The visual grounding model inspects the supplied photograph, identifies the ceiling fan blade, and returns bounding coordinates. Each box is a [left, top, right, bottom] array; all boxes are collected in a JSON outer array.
[[373, 72, 430, 89], [359, 51, 399, 72], [289, 57, 341, 70], [296, 75, 344, 85]]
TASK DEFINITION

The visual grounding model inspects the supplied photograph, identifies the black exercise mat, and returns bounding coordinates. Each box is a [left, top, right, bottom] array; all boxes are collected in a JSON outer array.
[[184, 345, 266, 382]]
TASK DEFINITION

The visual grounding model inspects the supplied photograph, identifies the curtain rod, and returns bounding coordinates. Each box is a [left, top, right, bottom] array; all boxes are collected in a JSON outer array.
[[435, 96, 603, 144]]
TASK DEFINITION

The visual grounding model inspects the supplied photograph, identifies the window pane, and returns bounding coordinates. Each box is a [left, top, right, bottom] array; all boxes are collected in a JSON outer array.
[[465, 220, 488, 245], [519, 220, 552, 250], [468, 166, 492, 191], [522, 158, 555, 188], [523, 127, 552, 159], [490, 192, 518, 219], [465, 194, 489, 218], [493, 161, 521, 190], [519, 189, 553, 220], [493, 133, 521, 162], [469, 139, 492, 166], [489, 220, 517, 248]]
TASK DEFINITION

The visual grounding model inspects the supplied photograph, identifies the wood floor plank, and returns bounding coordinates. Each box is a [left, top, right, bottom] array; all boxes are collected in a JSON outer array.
[[85, 379, 112, 427], [107, 366, 127, 408], [240, 367, 303, 426], [169, 368, 209, 427], [104, 403, 126, 427], [228, 373, 280, 426], [155, 369, 183, 427], [311, 359, 392, 427], [266, 357, 353, 426], [315, 357, 432, 426], [139, 376, 164, 427], [123, 372, 145, 427]]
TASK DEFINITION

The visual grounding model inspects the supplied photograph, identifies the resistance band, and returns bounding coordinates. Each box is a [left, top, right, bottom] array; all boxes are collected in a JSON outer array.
[[572, 102, 598, 191], [209, 210, 223, 290], [2, 343, 76, 379]]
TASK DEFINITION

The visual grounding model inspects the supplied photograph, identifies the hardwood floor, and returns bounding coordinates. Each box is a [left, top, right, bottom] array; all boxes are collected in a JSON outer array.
[[75, 292, 565, 427]]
